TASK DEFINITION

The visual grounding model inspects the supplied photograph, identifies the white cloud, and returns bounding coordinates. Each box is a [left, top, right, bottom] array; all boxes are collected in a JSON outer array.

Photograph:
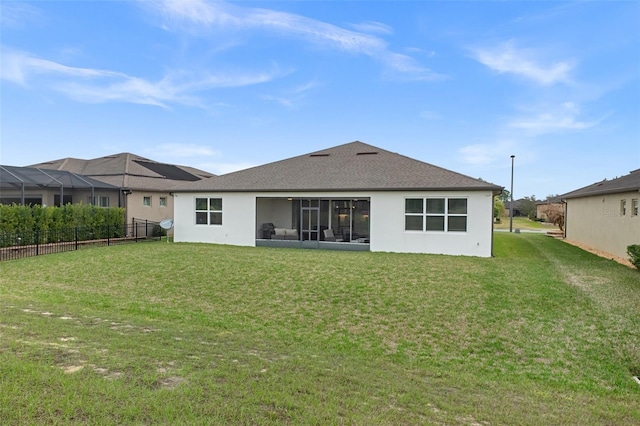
[[348, 21, 393, 35], [508, 102, 604, 134], [1, 48, 282, 107], [149, 0, 443, 80], [471, 40, 574, 86], [406, 47, 436, 58], [458, 140, 527, 166], [0, 48, 123, 85], [0, 2, 42, 29], [261, 79, 318, 108]]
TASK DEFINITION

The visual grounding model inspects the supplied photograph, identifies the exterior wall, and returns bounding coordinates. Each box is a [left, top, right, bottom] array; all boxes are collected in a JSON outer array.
[[565, 191, 640, 259], [174, 192, 256, 246], [124, 191, 174, 224], [370, 190, 494, 257], [174, 189, 495, 257]]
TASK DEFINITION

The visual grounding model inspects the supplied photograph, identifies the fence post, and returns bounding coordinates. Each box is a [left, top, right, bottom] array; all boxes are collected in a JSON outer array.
[[35, 229, 40, 256], [107, 225, 111, 246], [145, 220, 149, 238], [75, 227, 79, 251]]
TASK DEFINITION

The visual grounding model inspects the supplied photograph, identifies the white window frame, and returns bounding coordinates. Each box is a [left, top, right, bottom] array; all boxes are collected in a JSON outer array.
[[143, 196, 152, 207], [159, 197, 167, 207], [88, 196, 110, 207], [404, 197, 468, 233], [632, 199, 639, 217], [620, 199, 627, 216], [195, 197, 223, 226]]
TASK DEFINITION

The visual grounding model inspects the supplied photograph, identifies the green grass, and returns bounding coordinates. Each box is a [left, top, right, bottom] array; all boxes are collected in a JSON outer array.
[[494, 216, 558, 231], [1, 234, 638, 425]]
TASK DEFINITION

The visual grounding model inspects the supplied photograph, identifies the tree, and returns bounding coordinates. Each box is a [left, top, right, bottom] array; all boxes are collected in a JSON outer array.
[[519, 195, 538, 219], [542, 204, 565, 231], [494, 196, 505, 221], [497, 189, 511, 204]]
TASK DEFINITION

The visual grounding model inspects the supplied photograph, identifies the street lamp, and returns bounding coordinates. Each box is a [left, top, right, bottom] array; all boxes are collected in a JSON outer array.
[[509, 155, 515, 233]]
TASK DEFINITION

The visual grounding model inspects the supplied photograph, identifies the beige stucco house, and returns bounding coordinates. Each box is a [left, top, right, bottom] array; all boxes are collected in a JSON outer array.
[[561, 169, 640, 260], [535, 197, 564, 221], [30, 153, 215, 226]]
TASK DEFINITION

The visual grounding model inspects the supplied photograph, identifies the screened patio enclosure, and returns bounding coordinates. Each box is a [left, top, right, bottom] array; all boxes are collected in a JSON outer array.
[[256, 197, 370, 250], [0, 165, 120, 206]]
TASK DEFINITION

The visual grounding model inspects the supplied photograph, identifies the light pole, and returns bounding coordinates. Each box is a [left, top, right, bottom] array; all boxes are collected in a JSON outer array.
[[509, 155, 515, 233]]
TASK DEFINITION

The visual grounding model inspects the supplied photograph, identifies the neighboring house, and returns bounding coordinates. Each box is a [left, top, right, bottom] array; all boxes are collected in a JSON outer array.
[[536, 197, 564, 221], [171, 141, 503, 257], [504, 199, 523, 217], [0, 165, 120, 207], [30, 153, 215, 225], [561, 169, 640, 260]]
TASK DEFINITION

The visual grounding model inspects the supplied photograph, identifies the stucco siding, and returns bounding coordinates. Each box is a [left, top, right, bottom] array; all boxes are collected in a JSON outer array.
[[125, 191, 174, 224], [565, 191, 640, 259], [174, 190, 495, 257], [174, 192, 256, 246], [370, 191, 494, 257]]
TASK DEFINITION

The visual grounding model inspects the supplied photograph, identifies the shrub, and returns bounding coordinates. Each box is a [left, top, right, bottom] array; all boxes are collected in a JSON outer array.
[[152, 224, 167, 237], [0, 204, 125, 246], [628, 244, 640, 270]]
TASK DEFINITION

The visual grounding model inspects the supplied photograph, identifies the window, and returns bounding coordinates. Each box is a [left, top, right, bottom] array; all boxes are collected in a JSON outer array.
[[405, 198, 467, 232], [620, 199, 627, 216], [88, 196, 109, 207], [143, 196, 151, 207], [632, 199, 639, 216], [159, 197, 167, 207], [195, 197, 222, 225], [404, 198, 424, 231]]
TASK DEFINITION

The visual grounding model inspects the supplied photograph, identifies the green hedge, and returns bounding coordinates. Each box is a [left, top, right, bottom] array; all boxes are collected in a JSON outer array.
[[0, 204, 125, 246], [628, 244, 640, 270]]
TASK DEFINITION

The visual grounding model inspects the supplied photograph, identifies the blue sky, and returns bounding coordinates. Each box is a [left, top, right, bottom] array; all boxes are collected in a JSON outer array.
[[1, 0, 638, 199]]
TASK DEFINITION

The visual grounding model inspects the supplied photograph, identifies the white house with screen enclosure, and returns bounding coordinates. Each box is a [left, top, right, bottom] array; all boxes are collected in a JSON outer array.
[[171, 141, 503, 257]]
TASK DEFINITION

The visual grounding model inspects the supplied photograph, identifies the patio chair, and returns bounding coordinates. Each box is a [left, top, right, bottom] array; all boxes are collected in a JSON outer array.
[[323, 229, 344, 242]]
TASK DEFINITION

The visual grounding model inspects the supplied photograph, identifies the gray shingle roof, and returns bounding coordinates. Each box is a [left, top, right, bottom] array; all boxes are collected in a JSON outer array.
[[173, 141, 503, 193], [30, 153, 215, 191], [561, 168, 640, 199]]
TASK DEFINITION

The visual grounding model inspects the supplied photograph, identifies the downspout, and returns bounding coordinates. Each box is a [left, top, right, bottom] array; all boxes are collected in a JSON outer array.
[[561, 198, 567, 239], [491, 190, 502, 257], [122, 189, 132, 224]]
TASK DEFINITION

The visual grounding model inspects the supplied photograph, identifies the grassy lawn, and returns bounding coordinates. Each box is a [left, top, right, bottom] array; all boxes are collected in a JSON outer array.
[[493, 216, 559, 231], [1, 234, 638, 425]]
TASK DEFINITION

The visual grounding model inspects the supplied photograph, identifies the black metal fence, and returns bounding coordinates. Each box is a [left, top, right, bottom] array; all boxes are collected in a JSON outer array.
[[0, 219, 165, 261]]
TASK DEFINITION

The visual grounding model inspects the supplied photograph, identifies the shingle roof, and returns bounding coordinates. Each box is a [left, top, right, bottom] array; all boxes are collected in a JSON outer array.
[[561, 169, 640, 199], [173, 141, 503, 193], [30, 153, 215, 191]]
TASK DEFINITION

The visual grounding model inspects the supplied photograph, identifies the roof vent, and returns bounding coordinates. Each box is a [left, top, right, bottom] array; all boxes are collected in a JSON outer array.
[[357, 152, 378, 156], [310, 154, 330, 157]]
